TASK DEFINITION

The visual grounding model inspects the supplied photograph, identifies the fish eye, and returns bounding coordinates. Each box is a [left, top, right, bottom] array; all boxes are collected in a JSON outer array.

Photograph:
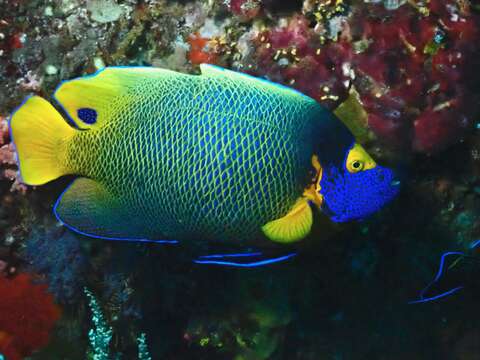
[[77, 107, 97, 124], [349, 160, 364, 172]]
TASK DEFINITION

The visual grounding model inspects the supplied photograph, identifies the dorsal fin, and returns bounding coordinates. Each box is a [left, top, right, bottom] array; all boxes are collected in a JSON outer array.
[[199, 64, 313, 101], [53, 66, 180, 130]]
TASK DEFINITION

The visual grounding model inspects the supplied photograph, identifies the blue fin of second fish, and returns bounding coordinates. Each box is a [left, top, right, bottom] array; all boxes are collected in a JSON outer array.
[[193, 250, 297, 267]]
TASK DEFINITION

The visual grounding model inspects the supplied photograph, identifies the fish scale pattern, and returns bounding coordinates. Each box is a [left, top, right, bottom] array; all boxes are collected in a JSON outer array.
[[66, 69, 330, 242]]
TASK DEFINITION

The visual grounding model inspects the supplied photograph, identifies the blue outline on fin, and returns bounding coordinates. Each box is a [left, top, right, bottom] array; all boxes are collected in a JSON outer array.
[[53, 181, 178, 244], [419, 251, 465, 298], [52, 64, 310, 130], [193, 252, 296, 267], [200, 64, 311, 99], [197, 252, 263, 259], [409, 251, 465, 304], [470, 239, 480, 249], [408, 286, 464, 304]]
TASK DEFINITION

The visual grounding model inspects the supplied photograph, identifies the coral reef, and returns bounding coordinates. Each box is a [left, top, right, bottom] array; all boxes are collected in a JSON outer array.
[[22, 226, 88, 305], [187, 33, 219, 66], [183, 270, 293, 359], [85, 288, 113, 360], [85, 288, 151, 360], [0, 116, 23, 192], [102, 271, 142, 321], [237, 0, 480, 153], [0, 273, 61, 360], [350, 0, 480, 153], [250, 15, 352, 110], [1, 0, 478, 154], [225, 0, 262, 20]]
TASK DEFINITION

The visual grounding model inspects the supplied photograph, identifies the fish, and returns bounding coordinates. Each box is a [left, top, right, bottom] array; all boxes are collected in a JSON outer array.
[[9, 64, 400, 249]]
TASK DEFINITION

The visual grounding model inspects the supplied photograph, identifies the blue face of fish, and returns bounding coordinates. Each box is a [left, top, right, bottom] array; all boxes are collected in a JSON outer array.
[[319, 142, 400, 222]]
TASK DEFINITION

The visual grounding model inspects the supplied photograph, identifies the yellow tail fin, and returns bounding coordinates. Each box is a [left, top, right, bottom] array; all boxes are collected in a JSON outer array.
[[10, 96, 75, 185]]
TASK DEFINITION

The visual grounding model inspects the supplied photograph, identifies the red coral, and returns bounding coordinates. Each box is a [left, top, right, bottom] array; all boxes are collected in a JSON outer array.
[[0, 331, 21, 360], [413, 105, 468, 153], [8, 32, 25, 50], [187, 33, 218, 66], [0, 20, 24, 58], [0, 273, 61, 358]]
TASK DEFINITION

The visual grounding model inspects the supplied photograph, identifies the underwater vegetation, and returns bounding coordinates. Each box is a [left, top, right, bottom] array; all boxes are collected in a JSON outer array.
[[22, 227, 88, 305], [0, 0, 479, 359], [85, 288, 151, 360]]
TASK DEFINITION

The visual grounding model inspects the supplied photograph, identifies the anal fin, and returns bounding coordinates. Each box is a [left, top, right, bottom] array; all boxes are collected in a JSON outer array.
[[261, 198, 313, 243], [54, 178, 176, 243]]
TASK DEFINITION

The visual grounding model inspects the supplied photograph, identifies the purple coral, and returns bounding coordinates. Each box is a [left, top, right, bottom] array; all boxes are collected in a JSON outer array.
[[251, 15, 352, 110], [351, 1, 480, 153], [0, 116, 25, 192]]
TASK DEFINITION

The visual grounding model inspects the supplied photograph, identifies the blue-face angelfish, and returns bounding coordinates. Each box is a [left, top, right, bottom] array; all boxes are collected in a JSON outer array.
[[9, 64, 400, 257]]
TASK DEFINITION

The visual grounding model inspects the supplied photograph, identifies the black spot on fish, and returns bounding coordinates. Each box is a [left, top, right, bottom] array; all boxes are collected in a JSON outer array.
[[77, 108, 98, 124]]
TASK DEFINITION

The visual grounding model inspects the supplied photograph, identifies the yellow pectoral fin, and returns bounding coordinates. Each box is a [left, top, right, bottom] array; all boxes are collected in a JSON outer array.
[[262, 198, 313, 243]]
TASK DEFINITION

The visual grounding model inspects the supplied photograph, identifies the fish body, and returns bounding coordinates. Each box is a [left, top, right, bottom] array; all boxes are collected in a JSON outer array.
[[10, 65, 399, 246]]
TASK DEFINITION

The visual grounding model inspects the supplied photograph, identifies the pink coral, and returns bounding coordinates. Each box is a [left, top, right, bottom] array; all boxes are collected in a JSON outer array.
[[412, 106, 467, 153], [0, 143, 15, 166], [252, 15, 352, 110], [351, 1, 480, 153], [0, 117, 16, 178], [0, 116, 9, 146], [248, 2, 480, 154], [0, 116, 26, 193]]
